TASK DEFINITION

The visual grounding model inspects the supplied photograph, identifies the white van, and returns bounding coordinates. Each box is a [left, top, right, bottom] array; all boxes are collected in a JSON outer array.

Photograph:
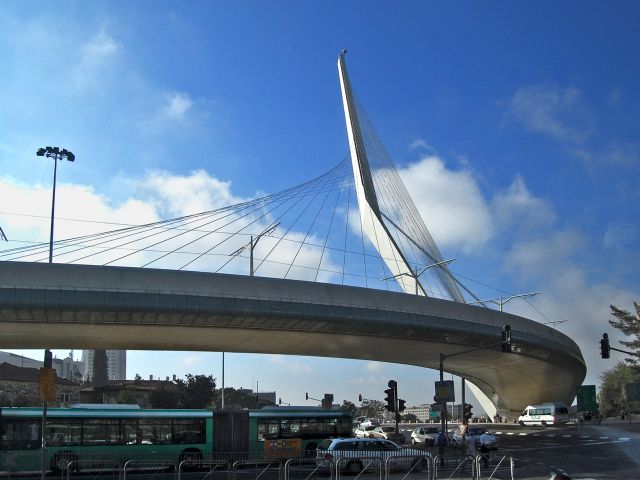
[[518, 402, 569, 426]]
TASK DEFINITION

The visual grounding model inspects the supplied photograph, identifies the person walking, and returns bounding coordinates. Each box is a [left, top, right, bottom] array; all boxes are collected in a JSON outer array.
[[479, 431, 492, 468], [434, 430, 448, 467]]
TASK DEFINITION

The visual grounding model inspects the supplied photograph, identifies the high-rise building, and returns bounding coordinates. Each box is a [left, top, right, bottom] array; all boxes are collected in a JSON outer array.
[[82, 350, 126, 381]]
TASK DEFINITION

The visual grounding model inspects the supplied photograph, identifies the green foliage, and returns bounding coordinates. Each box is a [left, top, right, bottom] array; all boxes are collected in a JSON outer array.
[[356, 399, 385, 420], [177, 374, 217, 408], [149, 386, 182, 408], [215, 387, 276, 409], [116, 386, 138, 405], [609, 302, 640, 365], [599, 361, 640, 415], [340, 400, 357, 413], [401, 413, 418, 423], [92, 350, 109, 387]]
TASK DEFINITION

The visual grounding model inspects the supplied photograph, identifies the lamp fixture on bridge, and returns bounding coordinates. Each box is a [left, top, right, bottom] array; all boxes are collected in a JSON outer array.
[[229, 222, 281, 276], [381, 258, 455, 295], [468, 291, 540, 312]]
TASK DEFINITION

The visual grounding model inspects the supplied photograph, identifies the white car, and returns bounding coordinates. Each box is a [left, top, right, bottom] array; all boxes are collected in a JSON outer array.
[[316, 438, 430, 473], [354, 424, 378, 438], [410, 426, 441, 445]]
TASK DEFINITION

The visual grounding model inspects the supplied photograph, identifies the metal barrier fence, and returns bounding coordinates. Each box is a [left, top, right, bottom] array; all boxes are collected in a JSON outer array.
[[0, 450, 511, 480]]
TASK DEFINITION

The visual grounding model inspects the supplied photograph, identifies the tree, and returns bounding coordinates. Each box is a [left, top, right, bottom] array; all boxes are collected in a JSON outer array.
[[177, 374, 217, 408], [116, 386, 138, 405], [401, 413, 418, 423], [356, 399, 385, 421], [599, 361, 640, 416], [92, 350, 109, 387], [609, 302, 640, 365], [149, 386, 182, 408], [340, 400, 357, 413]]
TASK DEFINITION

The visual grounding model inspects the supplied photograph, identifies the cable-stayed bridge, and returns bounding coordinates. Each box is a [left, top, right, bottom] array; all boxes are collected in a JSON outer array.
[[0, 52, 585, 417]]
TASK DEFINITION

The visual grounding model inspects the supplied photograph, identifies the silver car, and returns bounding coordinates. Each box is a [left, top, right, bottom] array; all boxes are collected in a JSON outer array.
[[410, 426, 441, 445], [316, 437, 430, 473]]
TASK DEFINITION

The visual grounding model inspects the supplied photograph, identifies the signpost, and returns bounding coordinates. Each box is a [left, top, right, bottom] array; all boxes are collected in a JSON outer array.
[[576, 385, 598, 413], [625, 383, 640, 402]]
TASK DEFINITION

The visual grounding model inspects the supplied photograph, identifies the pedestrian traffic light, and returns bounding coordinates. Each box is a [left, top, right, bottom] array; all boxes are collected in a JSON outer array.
[[463, 403, 473, 423], [384, 388, 395, 412], [501, 325, 512, 353], [600, 333, 610, 359], [398, 399, 406, 412]]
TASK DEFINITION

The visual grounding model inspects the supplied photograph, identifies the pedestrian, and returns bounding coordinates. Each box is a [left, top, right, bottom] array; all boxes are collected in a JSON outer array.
[[434, 430, 447, 466], [479, 431, 492, 468], [465, 433, 477, 458]]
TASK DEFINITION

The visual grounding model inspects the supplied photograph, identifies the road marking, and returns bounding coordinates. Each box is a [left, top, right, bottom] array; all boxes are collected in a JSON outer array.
[[562, 434, 572, 438], [598, 436, 609, 439], [546, 434, 555, 437], [532, 433, 540, 436], [518, 433, 527, 436], [619, 437, 630, 441], [506, 432, 514, 435]]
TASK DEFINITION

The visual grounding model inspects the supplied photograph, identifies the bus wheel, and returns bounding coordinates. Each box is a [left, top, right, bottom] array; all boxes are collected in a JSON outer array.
[[179, 449, 203, 470], [345, 460, 363, 474], [51, 451, 78, 475]]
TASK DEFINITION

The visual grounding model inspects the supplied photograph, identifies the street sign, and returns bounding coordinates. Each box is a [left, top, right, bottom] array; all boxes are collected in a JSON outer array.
[[434, 380, 455, 403], [39, 367, 56, 402], [625, 383, 640, 402], [576, 385, 597, 412]]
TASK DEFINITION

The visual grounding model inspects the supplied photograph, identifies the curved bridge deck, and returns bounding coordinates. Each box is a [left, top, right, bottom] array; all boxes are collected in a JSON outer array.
[[0, 261, 585, 414]]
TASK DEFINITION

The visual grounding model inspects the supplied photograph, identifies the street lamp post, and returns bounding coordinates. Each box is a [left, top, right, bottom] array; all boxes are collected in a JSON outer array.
[[382, 258, 455, 295], [36, 146, 73, 480], [469, 291, 540, 311], [37, 146, 75, 263], [230, 222, 280, 276]]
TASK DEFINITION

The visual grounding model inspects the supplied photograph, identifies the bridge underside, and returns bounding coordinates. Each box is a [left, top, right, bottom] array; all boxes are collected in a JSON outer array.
[[0, 262, 585, 415]]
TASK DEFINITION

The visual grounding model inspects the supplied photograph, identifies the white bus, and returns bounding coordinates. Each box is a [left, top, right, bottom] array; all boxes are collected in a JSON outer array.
[[518, 402, 569, 426]]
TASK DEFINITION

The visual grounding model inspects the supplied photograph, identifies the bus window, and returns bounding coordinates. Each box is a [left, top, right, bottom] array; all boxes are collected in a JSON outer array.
[[83, 419, 120, 445], [47, 420, 81, 446], [172, 419, 205, 444], [0, 419, 40, 450]]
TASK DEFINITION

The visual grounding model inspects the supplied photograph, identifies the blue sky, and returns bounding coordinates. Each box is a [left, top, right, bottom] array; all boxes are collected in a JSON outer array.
[[1, 1, 639, 410]]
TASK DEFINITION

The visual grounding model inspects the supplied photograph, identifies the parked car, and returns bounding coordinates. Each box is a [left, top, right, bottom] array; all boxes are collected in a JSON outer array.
[[316, 437, 430, 473], [368, 425, 406, 444], [451, 427, 498, 450], [410, 426, 441, 445], [354, 424, 378, 438]]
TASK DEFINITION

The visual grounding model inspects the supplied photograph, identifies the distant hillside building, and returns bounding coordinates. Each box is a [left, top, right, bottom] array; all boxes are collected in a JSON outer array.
[[82, 350, 126, 381], [404, 404, 433, 422]]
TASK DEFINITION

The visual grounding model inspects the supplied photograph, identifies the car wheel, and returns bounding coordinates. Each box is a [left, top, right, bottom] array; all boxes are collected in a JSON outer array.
[[519, 421, 524, 426], [541, 421, 547, 427], [345, 460, 363, 474]]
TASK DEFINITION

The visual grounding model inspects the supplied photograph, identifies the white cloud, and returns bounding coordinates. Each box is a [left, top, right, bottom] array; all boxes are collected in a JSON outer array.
[[504, 84, 593, 144], [72, 29, 121, 91], [163, 92, 194, 121], [268, 355, 313, 374], [491, 175, 556, 234], [399, 156, 494, 253]]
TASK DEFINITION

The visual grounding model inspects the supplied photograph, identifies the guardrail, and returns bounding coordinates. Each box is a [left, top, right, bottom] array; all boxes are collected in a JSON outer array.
[[0, 451, 512, 480]]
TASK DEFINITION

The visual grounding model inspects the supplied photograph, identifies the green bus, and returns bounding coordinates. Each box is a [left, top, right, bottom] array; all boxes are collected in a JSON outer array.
[[0, 405, 353, 473]]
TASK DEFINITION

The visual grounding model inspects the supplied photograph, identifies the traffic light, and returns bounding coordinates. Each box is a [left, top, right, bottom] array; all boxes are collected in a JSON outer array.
[[463, 403, 473, 423], [501, 325, 512, 353], [398, 399, 406, 412], [600, 333, 610, 359], [384, 388, 395, 411]]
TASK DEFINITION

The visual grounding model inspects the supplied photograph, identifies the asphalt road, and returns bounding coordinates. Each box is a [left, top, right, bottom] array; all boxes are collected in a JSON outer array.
[[399, 420, 640, 479]]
